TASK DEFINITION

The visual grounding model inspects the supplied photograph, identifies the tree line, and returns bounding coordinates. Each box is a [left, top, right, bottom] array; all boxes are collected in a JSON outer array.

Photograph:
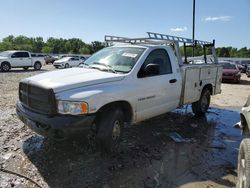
[[0, 35, 250, 57], [179, 45, 250, 58], [0, 35, 106, 55]]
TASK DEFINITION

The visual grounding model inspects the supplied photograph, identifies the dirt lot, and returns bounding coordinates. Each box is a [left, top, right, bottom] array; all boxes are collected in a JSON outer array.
[[0, 65, 250, 188]]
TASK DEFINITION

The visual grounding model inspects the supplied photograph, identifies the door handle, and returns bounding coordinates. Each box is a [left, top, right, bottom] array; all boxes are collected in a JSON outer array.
[[169, 79, 177, 83]]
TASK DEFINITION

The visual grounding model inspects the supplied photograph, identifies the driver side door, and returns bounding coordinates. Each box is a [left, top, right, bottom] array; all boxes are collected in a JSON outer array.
[[135, 49, 178, 122], [11, 52, 32, 67]]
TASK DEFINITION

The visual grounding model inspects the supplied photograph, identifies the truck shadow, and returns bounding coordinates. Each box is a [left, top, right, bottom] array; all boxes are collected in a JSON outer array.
[[222, 78, 250, 85], [22, 107, 241, 188], [239, 79, 250, 85]]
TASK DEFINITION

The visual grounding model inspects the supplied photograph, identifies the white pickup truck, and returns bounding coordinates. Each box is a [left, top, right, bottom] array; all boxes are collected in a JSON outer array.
[[0, 50, 45, 72], [16, 33, 222, 152]]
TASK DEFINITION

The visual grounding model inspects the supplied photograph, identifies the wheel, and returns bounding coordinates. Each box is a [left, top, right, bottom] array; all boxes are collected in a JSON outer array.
[[1, 62, 11, 72], [65, 63, 69, 68], [23, 67, 29, 70], [237, 139, 250, 188], [192, 88, 211, 116], [96, 107, 124, 153], [34, 62, 42, 70]]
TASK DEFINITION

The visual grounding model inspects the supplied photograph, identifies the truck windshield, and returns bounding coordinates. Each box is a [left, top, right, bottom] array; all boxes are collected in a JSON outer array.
[[84, 47, 145, 73]]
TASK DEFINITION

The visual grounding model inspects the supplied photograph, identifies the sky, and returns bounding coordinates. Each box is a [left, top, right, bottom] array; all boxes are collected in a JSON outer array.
[[1, 0, 249, 48]]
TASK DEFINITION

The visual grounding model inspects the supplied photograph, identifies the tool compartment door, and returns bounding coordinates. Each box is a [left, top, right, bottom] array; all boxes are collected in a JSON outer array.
[[200, 67, 218, 80], [215, 66, 223, 94], [183, 67, 201, 104]]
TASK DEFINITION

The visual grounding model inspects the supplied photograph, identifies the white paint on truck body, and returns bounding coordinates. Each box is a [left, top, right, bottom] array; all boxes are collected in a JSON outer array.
[[20, 45, 222, 124]]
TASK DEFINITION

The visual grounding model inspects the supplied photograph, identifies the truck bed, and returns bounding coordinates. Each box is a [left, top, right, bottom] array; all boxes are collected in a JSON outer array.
[[179, 64, 223, 105]]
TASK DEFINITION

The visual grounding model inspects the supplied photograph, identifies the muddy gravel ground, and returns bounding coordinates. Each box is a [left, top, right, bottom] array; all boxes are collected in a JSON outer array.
[[0, 65, 250, 188]]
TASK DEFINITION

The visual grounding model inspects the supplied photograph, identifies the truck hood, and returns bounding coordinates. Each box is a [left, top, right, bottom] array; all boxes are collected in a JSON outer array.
[[22, 67, 125, 93], [223, 69, 239, 74], [54, 59, 66, 63]]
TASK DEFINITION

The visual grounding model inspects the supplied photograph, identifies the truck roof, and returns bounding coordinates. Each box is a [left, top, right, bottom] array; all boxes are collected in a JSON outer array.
[[4, 50, 29, 53]]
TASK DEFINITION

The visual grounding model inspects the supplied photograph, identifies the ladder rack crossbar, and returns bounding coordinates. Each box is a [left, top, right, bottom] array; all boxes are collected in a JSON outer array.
[[105, 35, 171, 45], [147, 32, 212, 45], [105, 32, 214, 46]]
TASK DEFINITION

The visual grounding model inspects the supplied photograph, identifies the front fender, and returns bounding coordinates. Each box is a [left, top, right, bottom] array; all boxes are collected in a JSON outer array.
[[55, 82, 136, 115]]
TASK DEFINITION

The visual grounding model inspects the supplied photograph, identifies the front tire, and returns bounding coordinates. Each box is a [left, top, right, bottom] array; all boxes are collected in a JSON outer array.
[[192, 88, 211, 116], [96, 107, 124, 153], [65, 63, 69, 68], [34, 62, 42, 70], [237, 139, 250, 188], [1, 62, 11, 72]]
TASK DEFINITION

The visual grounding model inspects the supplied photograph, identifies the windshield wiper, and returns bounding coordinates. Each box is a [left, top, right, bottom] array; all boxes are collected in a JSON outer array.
[[91, 62, 117, 73]]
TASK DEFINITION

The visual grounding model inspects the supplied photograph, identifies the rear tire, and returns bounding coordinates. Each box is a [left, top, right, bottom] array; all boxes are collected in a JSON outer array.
[[237, 139, 250, 188], [34, 62, 42, 70], [96, 107, 124, 153], [192, 88, 211, 116], [1, 62, 11, 72]]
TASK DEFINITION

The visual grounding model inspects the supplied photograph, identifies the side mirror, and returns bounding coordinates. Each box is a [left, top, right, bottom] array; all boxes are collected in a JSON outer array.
[[142, 63, 160, 77]]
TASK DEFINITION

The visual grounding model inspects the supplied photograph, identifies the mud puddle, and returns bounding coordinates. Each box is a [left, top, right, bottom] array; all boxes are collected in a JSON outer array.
[[0, 106, 242, 188]]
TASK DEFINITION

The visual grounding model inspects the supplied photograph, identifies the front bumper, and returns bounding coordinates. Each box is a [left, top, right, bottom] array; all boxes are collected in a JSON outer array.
[[222, 75, 241, 82], [16, 101, 95, 140], [53, 63, 65, 68]]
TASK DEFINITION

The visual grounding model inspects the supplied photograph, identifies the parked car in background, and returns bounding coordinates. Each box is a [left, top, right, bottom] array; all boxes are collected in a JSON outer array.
[[241, 60, 250, 73], [79, 56, 86, 62], [60, 55, 87, 61], [221, 62, 241, 83], [246, 66, 250, 77], [236, 62, 244, 72], [44, 55, 58, 64], [235, 95, 250, 188], [0, 51, 45, 72], [53, 56, 84, 68]]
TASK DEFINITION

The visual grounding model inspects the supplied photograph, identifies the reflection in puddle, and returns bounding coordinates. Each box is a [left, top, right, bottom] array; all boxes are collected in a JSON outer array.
[[22, 135, 44, 155]]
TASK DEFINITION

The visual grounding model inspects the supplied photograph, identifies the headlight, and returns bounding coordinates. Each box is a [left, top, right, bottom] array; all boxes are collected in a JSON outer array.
[[57, 101, 88, 115]]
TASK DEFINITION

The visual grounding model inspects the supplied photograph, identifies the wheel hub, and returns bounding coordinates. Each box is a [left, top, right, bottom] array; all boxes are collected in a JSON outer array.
[[3, 64, 9, 71], [112, 120, 121, 141], [239, 158, 247, 187], [36, 64, 40, 69], [201, 94, 208, 111]]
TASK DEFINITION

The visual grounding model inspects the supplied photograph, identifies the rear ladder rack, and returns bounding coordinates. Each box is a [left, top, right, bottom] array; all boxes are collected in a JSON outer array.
[[105, 32, 218, 64]]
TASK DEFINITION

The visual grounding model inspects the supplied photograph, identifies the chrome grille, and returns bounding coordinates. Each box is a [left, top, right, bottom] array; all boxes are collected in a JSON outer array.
[[19, 82, 56, 115]]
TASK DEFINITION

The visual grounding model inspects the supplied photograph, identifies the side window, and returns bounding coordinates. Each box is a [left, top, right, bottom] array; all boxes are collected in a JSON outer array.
[[138, 49, 172, 77], [22, 52, 29, 58], [11, 52, 22, 58]]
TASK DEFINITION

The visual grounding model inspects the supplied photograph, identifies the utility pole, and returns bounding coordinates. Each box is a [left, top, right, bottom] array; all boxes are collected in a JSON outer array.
[[192, 0, 196, 57]]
